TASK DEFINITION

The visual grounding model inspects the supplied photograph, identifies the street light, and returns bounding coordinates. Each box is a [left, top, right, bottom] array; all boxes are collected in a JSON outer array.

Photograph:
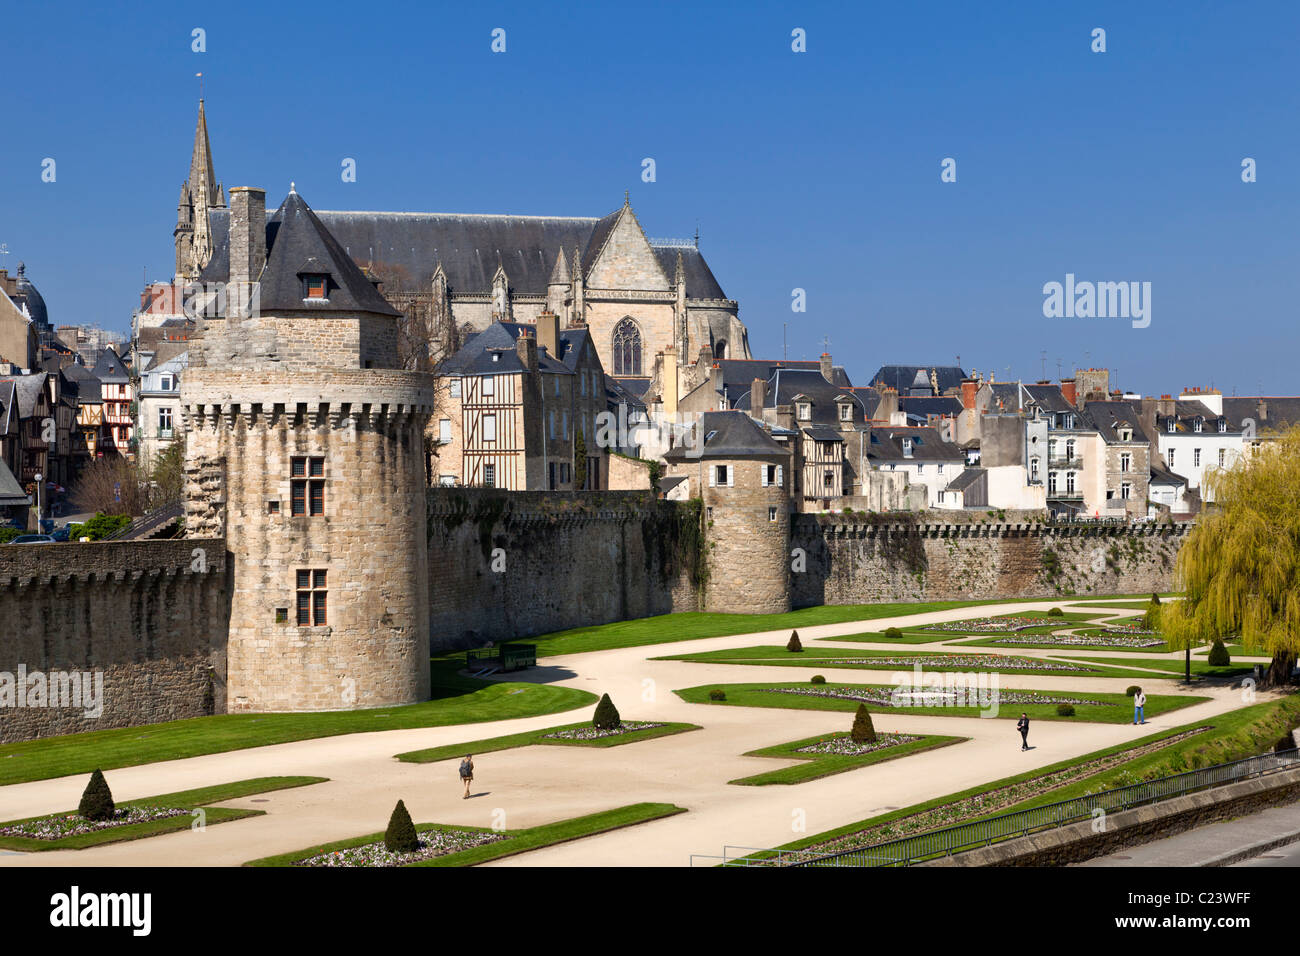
[[34, 471, 42, 528]]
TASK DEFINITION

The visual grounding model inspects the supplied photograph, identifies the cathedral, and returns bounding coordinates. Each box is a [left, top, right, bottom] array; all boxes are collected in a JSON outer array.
[[173, 101, 751, 390]]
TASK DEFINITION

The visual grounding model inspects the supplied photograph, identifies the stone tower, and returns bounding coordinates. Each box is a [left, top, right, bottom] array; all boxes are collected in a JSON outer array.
[[181, 186, 436, 712], [174, 100, 226, 283], [662, 411, 792, 614]]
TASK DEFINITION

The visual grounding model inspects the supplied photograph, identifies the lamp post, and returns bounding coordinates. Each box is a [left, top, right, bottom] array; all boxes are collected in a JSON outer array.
[[34, 471, 42, 529]]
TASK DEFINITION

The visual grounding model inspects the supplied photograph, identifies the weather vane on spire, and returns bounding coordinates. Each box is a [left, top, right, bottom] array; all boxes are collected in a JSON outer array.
[[196, 72, 204, 100]]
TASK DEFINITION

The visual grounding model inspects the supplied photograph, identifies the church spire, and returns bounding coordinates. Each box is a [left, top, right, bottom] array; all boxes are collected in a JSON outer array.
[[189, 99, 224, 210], [175, 99, 225, 282]]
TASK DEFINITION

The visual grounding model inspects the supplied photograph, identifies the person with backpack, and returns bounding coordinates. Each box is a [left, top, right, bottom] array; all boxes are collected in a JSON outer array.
[[1017, 713, 1030, 751], [1133, 689, 1147, 725], [459, 754, 474, 799]]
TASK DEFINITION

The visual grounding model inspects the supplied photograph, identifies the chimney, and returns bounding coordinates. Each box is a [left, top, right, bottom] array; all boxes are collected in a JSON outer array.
[[751, 377, 767, 412], [228, 187, 266, 318], [820, 352, 833, 382], [711, 363, 723, 408], [1256, 398, 1267, 423], [876, 386, 899, 423], [515, 329, 537, 372], [960, 378, 977, 410], [536, 308, 560, 361], [1060, 379, 1077, 405], [662, 350, 679, 416]]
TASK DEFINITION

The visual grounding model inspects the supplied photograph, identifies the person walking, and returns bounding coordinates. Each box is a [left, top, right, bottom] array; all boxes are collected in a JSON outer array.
[[1017, 713, 1030, 751], [459, 754, 474, 799], [1133, 689, 1147, 725]]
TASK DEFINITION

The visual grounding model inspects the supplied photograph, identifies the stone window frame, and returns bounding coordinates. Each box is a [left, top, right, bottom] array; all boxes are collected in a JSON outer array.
[[290, 455, 326, 517], [611, 317, 643, 377], [296, 568, 328, 626]]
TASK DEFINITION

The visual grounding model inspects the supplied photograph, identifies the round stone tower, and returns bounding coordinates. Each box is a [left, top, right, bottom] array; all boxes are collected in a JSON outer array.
[[663, 411, 791, 614], [182, 186, 435, 712]]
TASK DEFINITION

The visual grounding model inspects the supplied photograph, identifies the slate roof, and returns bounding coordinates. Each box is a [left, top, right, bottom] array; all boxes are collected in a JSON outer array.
[[899, 395, 963, 422], [605, 375, 647, 411], [945, 467, 985, 493], [61, 362, 102, 401], [868, 365, 967, 394], [1154, 399, 1236, 435], [1150, 457, 1187, 487], [1084, 400, 1147, 443], [439, 321, 571, 376], [0, 373, 48, 417], [1023, 383, 1077, 416], [0, 458, 30, 507], [611, 377, 650, 400], [866, 426, 965, 462], [731, 367, 869, 427], [205, 205, 728, 300], [1222, 397, 1300, 433], [0, 381, 15, 434], [987, 382, 1026, 412], [91, 348, 129, 384], [663, 410, 790, 460], [714, 358, 852, 396]]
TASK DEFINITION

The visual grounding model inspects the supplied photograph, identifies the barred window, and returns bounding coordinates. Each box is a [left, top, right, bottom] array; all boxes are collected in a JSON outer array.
[[296, 569, 327, 626], [291, 457, 325, 516]]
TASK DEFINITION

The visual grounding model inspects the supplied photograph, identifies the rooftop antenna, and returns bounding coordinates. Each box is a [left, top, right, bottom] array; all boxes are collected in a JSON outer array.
[[1040, 350, 1047, 380], [1056, 358, 1063, 380], [694, 223, 699, 250], [783, 323, 787, 360]]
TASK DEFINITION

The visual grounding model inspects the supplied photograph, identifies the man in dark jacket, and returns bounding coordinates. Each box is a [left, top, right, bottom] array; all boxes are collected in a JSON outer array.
[[1017, 713, 1030, 751]]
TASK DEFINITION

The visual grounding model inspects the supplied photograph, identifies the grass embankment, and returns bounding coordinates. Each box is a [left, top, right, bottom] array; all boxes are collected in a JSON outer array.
[[0, 662, 595, 787], [245, 803, 686, 867], [396, 721, 700, 763], [757, 693, 1300, 860], [732, 733, 964, 786], [1060, 655, 1254, 679], [0, 776, 326, 852], [656, 646, 1197, 681], [674, 682, 1208, 724]]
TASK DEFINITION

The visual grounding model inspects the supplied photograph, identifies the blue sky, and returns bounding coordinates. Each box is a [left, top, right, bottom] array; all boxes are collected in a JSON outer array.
[[2, 0, 1297, 395]]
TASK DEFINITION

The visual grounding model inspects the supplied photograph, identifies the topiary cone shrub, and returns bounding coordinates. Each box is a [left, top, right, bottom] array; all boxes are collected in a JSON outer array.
[[811, 674, 826, 685], [883, 627, 903, 640], [708, 688, 727, 701], [1056, 703, 1076, 717], [593, 693, 621, 729], [78, 769, 115, 822], [787, 630, 803, 652], [850, 703, 877, 744], [384, 799, 420, 853], [1126, 685, 1142, 697], [1048, 607, 1064, 617], [1208, 639, 1231, 667]]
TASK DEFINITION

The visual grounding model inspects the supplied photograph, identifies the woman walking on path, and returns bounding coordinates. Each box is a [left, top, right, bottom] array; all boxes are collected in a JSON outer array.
[[459, 754, 474, 798]]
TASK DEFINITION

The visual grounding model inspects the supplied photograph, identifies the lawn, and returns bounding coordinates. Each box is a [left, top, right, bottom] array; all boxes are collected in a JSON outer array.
[[656, 645, 1186, 680], [731, 732, 964, 785], [674, 682, 1207, 724], [244, 802, 685, 867], [1058, 655, 1256, 679], [524, 600, 1024, 657], [950, 634, 1173, 654], [395, 721, 700, 763], [0, 776, 326, 852], [0, 662, 596, 787]]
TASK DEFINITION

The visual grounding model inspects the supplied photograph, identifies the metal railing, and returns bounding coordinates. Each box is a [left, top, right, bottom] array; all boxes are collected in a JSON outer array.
[[695, 748, 1299, 868]]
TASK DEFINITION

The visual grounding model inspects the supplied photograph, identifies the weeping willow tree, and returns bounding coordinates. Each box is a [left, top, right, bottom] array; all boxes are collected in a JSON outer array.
[[1160, 426, 1300, 687]]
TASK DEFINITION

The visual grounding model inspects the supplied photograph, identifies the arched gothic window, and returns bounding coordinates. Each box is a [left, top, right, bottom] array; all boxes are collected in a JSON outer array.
[[713, 339, 728, 359], [612, 317, 642, 376]]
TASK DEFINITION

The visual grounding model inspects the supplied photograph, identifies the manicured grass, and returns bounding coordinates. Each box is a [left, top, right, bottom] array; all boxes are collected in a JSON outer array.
[[674, 682, 1208, 724], [527, 600, 1064, 657], [750, 693, 1300, 862], [731, 732, 964, 785], [244, 802, 686, 867], [1058, 655, 1256, 679], [0, 776, 326, 852], [0, 662, 596, 787], [817, 629, 971, 645], [656, 645, 1183, 680], [395, 721, 700, 763]]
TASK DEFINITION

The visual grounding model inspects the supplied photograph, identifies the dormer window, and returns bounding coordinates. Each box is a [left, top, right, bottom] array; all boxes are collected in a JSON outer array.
[[902, 438, 914, 458], [797, 402, 811, 421], [1166, 419, 1175, 433], [303, 274, 329, 300], [1217, 419, 1226, 433], [1193, 418, 1202, 433], [839, 403, 851, 421]]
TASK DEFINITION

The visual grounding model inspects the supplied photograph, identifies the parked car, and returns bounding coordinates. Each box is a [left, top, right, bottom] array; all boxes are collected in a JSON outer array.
[[49, 526, 72, 542], [8, 534, 55, 544]]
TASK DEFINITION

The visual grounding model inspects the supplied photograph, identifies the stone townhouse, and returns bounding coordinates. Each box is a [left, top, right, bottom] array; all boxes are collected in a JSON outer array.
[[136, 345, 188, 465], [0, 268, 39, 370], [0, 373, 51, 485], [1145, 390, 1244, 505], [865, 424, 966, 509], [1084, 400, 1152, 519], [432, 312, 608, 491], [91, 347, 133, 457]]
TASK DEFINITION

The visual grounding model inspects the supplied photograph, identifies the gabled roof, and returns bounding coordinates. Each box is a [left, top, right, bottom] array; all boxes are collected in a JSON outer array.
[[255, 191, 400, 316], [91, 348, 129, 384], [61, 361, 102, 400], [664, 410, 790, 460], [0, 381, 16, 434], [203, 204, 728, 300], [1150, 457, 1187, 486], [1084, 400, 1146, 443], [0, 457, 30, 507], [899, 395, 963, 422], [731, 367, 868, 427], [439, 321, 571, 376], [867, 426, 965, 462], [713, 358, 852, 396], [945, 467, 985, 493], [869, 365, 967, 394], [1022, 383, 1077, 415], [0, 373, 48, 417], [1222, 396, 1300, 433], [605, 374, 647, 411]]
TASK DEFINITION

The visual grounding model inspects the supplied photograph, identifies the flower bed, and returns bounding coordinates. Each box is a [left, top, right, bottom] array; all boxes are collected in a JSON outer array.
[[794, 733, 921, 756], [920, 617, 1050, 633], [989, 634, 1162, 649], [542, 721, 665, 741], [761, 686, 1113, 708], [0, 806, 189, 841], [295, 827, 506, 867], [852, 654, 1095, 672]]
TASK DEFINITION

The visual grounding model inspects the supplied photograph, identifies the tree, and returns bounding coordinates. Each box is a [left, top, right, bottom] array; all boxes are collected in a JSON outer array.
[[593, 693, 621, 730], [384, 799, 420, 853], [78, 769, 115, 821], [786, 630, 803, 652], [1208, 639, 1231, 667], [1161, 426, 1300, 687], [574, 429, 588, 490], [850, 703, 877, 744], [69, 455, 142, 516]]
